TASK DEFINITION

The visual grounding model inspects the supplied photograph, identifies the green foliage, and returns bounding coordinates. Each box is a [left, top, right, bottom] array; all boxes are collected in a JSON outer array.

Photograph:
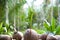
[[18, 11, 27, 30], [36, 29, 45, 34], [53, 7, 58, 19], [51, 17, 56, 32], [0, 22, 4, 34], [28, 7, 34, 28], [0, 0, 59, 35], [8, 0, 26, 26], [44, 17, 60, 35], [0, 22, 14, 35], [26, 7, 37, 28], [0, 0, 6, 23], [55, 25, 60, 35], [0, 22, 8, 34]]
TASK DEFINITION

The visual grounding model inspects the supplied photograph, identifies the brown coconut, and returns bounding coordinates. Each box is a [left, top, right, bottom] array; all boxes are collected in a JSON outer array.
[[46, 35, 57, 40], [13, 31, 23, 40], [38, 34, 47, 40], [24, 29, 39, 40], [55, 35, 60, 40], [0, 35, 12, 40]]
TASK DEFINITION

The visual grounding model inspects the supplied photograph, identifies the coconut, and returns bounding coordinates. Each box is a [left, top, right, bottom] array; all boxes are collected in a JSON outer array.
[[13, 31, 23, 40], [46, 35, 57, 40], [38, 34, 47, 40], [0, 35, 12, 40], [24, 29, 39, 40], [55, 35, 60, 40]]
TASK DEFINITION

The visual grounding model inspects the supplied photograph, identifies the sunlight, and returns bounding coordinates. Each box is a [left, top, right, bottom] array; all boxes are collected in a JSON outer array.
[[23, 0, 43, 9], [34, 0, 43, 6]]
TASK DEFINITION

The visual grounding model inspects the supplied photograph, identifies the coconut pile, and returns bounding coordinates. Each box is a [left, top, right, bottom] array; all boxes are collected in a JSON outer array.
[[0, 29, 60, 40]]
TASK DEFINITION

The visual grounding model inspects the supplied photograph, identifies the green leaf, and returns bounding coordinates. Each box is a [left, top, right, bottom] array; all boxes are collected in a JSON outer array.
[[51, 17, 56, 32], [43, 21, 50, 31], [55, 25, 60, 35]]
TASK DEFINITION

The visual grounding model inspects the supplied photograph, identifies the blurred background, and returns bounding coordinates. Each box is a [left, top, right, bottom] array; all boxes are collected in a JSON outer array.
[[0, 0, 60, 35]]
